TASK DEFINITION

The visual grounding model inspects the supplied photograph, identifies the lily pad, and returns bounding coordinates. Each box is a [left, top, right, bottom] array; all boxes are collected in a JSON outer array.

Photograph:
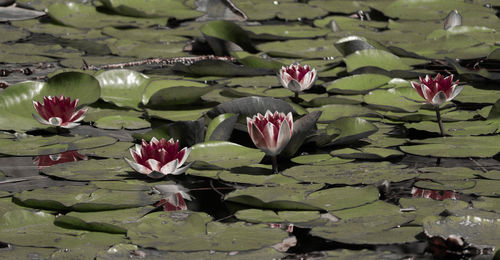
[[13, 185, 160, 212], [316, 117, 378, 146], [146, 108, 209, 122], [99, 0, 203, 19], [96, 69, 150, 110], [205, 113, 238, 141], [344, 49, 412, 73], [188, 141, 265, 169], [400, 136, 500, 158], [311, 214, 418, 245], [307, 104, 378, 123], [405, 120, 497, 136], [305, 186, 380, 211], [225, 184, 324, 211], [127, 211, 287, 251], [400, 198, 470, 225], [47, 2, 166, 29], [363, 87, 424, 112], [325, 74, 391, 94], [283, 162, 416, 185], [330, 147, 404, 160], [41, 158, 131, 181]]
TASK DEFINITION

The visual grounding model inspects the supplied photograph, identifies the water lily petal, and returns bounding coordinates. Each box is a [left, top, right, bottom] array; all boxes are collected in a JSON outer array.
[[32, 113, 50, 125], [124, 157, 152, 175], [171, 161, 194, 175], [69, 107, 88, 123], [447, 84, 464, 102], [431, 91, 447, 106], [146, 159, 161, 172], [159, 159, 178, 175], [287, 79, 303, 93]]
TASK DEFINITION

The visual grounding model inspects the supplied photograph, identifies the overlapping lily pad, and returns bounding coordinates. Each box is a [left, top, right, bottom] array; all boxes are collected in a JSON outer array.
[[127, 211, 288, 251], [40, 158, 130, 181]]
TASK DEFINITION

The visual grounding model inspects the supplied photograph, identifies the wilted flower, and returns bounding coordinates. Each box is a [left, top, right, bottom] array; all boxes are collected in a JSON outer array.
[[124, 137, 192, 179], [247, 110, 293, 156], [410, 74, 463, 106], [247, 110, 293, 173], [153, 185, 192, 211], [411, 187, 458, 201], [32, 95, 88, 128], [33, 150, 88, 169], [278, 64, 317, 94]]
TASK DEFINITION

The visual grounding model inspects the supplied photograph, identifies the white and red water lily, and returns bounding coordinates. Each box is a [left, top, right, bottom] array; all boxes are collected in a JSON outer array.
[[410, 73, 463, 106], [32, 95, 88, 128], [33, 150, 88, 169], [247, 110, 293, 157], [124, 137, 192, 179], [278, 63, 317, 93]]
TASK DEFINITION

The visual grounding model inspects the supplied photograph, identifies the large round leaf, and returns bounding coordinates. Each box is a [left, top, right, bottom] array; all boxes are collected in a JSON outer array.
[[96, 69, 150, 110], [188, 141, 265, 169], [344, 49, 412, 73], [400, 136, 500, 158]]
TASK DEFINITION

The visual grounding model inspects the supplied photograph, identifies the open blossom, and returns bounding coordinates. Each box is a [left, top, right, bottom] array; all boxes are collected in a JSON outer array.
[[410, 74, 463, 106], [124, 137, 192, 179], [33, 150, 88, 169], [32, 95, 88, 128], [247, 110, 293, 156], [278, 64, 317, 93]]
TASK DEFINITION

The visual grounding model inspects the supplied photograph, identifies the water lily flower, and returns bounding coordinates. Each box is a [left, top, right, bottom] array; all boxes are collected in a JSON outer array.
[[32, 95, 88, 128], [247, 110, 293, 173], [278, 63, 317, 98], [124, 137, 192, 179], [410, 74, 463, 136], [33, 150, 88, 169], [410, 74, 462, 106]]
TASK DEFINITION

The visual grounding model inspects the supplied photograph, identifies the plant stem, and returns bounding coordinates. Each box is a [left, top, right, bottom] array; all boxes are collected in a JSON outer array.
[[294, 92, 299, 99], [435, 106, 445, 137], [271, 155, 279, 174]]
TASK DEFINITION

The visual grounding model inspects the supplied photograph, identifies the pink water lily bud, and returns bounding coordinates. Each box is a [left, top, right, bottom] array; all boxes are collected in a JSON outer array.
[[410, 73, 463, 106], [124, 137, 193, 179], [32, 95, 88, 128], [278, 63, 317, 93], [247, 110, 293, 156]]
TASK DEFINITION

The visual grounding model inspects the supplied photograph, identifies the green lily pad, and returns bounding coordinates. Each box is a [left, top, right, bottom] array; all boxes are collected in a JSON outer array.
[[307, 104, 378, 123], [344, 49, 412, 73], [383, 0, 495, 20], [283, 162, 416, 185], [472, 197, 500, 213], [290, 154, 353, 165], [231, 1, 327, 21], [102, 27, 188, 43], [311, 214, 418, 244], [406, 120, 497, 136], [324, 249, 405, 259], [258, 39, 341, 59], [316, 117, 378, 146], [142, 79, 209, 105], [417, 167, 481, 181], [218, 171, 299, 185], [40, 158, 131, 181], [0, 72, 100, 131], [423, 215, 500, 253], [453, 86, 500, 104], [13, 185, 160, 212], [56, 206, 154, 234], [0, 43, 83, 63], [0, 135, 116, 156], [476, 170, 500, 180], [364, 87, 425, 112], [127, 211, 287, 251], [96, 69, 150, 110], [106, 38, 187, 59], [225, 184, 324, 211], [330, 147, 404, 160], [414, 180, 476, 191], [332, 200, 402, 220], [400, 136, 500, 158], [400, 198, 470, 225], [94, 115, 150, 130], [221, 75, 280, 88], [205, 113, 238, 141], [99, 0, 203, 19], [146, 108, 209, 122], [188, 141, 265, 169], [0, 245, 55, 259], [201, 20, 257, 55], [325, 74, 391, 94], [47, 2, 166, 29], [235, 208, 321, 224], [80, 141, 133, 159], [305, 186, 380, 211], [173, 59, 271, 77], [145, 85, 218, 109], [0, 24, 29, 43], [463, 179, 500, 197]]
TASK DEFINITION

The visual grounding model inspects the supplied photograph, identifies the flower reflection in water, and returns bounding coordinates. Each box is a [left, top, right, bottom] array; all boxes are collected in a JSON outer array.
[[33, 150, 88, 169]]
